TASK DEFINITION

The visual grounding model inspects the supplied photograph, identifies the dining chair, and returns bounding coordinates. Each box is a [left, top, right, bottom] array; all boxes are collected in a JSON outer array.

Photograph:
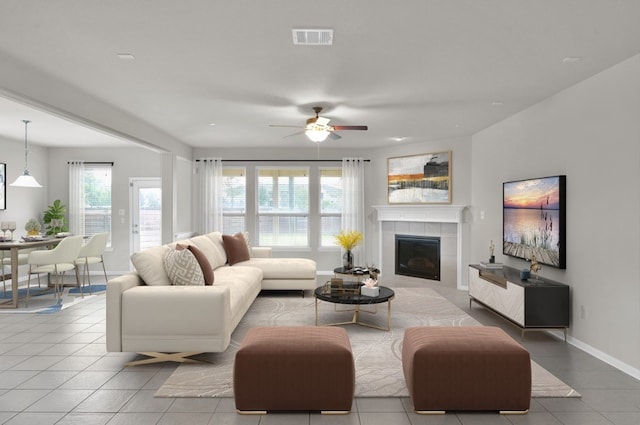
[[26, 235, 84, 306], [75, 232, 109, 293], [1, 249, 37, 296]]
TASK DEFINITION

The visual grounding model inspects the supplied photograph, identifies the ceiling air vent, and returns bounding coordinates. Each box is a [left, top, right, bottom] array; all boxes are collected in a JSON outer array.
[[292, 29, 333, 45]]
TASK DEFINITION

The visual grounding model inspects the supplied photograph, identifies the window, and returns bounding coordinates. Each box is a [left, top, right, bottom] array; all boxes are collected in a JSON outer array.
[[83, 163, 112, 243], [222, 167, 246, 234], [320, 168, 342, 246], [257, 167, 309, 246]]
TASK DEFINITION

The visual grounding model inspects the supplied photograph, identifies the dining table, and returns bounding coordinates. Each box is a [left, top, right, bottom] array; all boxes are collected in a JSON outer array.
[[0, 237, 65, 309]]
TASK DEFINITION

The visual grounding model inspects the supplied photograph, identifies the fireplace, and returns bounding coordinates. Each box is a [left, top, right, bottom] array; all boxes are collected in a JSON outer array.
[[395, 234, 441, 281], [374, 205, 466, 290]]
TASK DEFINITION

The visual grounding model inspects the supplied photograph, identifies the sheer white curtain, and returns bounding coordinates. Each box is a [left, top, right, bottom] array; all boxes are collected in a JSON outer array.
[[68, 161, 85, 236], [342, 157, 365, 265], [196, 158, 224, 234]]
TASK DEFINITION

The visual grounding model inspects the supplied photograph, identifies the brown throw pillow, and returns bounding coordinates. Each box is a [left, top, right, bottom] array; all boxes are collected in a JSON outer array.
[[222, 233, 251, 265], [180, 244, 215, 285], [176, 243, 214, 285]]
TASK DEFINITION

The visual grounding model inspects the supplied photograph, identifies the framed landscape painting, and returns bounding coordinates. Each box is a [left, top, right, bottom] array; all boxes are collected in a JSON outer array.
[[387, 151, 451, 204]]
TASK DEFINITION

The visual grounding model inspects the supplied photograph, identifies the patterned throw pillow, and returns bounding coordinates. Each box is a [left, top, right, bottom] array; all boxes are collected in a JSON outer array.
[[163, 246, 205, 286]]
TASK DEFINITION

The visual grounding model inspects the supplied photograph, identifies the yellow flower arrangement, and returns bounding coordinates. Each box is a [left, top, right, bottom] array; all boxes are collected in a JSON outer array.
[[334, 230, 363, 251]]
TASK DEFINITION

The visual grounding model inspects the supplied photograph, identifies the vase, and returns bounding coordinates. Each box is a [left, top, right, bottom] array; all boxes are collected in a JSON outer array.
[[343, 250, 353, 270]]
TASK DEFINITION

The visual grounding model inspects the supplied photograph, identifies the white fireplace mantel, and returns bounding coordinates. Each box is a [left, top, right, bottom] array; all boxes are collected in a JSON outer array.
[[372, 205, 467, 290], [372, 205, 465, 224]]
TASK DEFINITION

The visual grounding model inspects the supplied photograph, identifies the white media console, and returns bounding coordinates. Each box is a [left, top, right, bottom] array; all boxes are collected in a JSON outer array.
[[468, 265, 570, 340]]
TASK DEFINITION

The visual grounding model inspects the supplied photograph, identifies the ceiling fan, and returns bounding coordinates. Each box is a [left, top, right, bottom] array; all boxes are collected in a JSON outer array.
[[269, 106, 368, 142]]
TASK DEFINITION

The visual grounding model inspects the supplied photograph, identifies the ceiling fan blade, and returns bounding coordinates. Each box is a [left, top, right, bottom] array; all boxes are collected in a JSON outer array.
[[331, 125, 368, 131], [269, 124, 305, 129], [328, 131, 342, 141], [283, 131, 304, 139]]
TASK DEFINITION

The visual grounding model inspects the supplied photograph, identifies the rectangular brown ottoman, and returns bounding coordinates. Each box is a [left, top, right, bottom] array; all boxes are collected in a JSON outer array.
[[402, 326, 531, 414], [234, 326, 355, 413]]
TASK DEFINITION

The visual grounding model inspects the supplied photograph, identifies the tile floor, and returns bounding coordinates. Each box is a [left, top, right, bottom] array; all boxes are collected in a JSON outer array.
[[0, 275, 639, 425]]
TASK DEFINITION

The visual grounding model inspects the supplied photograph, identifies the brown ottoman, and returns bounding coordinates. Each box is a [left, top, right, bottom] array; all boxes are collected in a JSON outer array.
[[402, 326, 531, 414], [233, 326, 355, 413]]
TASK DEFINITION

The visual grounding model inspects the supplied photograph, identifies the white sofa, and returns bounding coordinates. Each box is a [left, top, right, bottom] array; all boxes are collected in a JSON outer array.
[[106, 232, 316, 365]]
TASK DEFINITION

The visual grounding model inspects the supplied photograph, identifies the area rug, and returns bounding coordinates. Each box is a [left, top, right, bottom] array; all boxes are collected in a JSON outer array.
[[0, 284, 106, 314], [155, 287, 580, 398]]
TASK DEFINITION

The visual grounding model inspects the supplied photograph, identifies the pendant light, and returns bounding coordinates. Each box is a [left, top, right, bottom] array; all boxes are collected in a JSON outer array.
[[10, 120, 42, 188]]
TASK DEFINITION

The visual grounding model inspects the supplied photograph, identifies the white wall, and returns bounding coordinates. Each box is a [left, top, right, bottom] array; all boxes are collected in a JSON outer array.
[[3, 143, 187, 274], [0, 137, 50, 278], [174, 156, 193, 238], [0, 137, 49, 234], [370, 137, 473, 286], [46, 147, 164, 272], [471, 54, 640, 374]]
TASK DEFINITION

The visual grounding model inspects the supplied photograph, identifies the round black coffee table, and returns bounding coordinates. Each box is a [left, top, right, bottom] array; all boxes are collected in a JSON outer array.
[[314, 282, 395, 331]]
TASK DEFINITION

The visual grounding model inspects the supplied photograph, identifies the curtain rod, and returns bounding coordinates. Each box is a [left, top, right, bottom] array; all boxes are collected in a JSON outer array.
[[67, 161, 114, 165], [195, 159, 370, 162]]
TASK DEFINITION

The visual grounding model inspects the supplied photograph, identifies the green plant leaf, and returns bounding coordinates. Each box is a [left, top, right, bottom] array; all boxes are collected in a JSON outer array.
[[43, 199, 68, 235]]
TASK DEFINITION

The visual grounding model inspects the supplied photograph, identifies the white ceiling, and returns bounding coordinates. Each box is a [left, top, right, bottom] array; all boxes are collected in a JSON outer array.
[[1, 0, 640, 150], [0, 96, 135, 148]]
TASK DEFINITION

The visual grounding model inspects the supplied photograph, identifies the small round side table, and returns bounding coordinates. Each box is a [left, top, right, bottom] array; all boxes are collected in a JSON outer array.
[[333, 266, 380, 279]]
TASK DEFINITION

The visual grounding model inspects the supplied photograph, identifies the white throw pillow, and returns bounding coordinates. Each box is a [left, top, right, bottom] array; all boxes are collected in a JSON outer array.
[[130, 245, 172, 286], [243, 231, 253, 258], [163, 248, 205, 286], [191, 234, 227, 269]]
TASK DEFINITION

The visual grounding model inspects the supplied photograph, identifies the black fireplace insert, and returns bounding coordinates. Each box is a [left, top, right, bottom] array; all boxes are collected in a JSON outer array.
[[395, 234, 441, 280]]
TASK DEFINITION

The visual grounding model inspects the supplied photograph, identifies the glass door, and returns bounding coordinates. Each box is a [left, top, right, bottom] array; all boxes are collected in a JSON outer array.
[[130, 178, 162, 253]]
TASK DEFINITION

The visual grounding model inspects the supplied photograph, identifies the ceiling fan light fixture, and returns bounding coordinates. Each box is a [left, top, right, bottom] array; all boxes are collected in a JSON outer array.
[[10, 120, 42, 188], [305, 129, 330, 142], [270, 105, 366, 142]]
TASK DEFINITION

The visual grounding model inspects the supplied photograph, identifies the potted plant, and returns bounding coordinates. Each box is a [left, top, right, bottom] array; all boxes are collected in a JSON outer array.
[[43, 199, 68, 236], [25, 218, 42, 236], [361, 277, 379, 297], [334, 230, 363, 270]]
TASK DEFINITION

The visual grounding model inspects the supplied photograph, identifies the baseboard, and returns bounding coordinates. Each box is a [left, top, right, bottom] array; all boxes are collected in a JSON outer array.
[[464, 288, 640, 383], [567, 335, 640, 381]]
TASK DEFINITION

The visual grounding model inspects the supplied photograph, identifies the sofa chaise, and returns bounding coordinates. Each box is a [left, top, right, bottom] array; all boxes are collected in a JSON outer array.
[[106, 231, 316, 365]]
